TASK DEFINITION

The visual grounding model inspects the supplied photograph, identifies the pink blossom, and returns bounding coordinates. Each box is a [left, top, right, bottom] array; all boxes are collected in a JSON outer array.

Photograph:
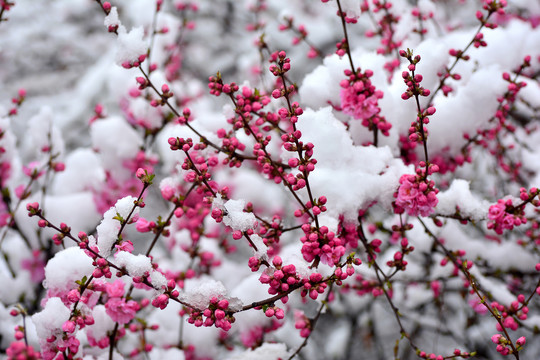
[[21, 250, 45, 283], [22, 161, 44, 178], [105, 298, 139, 324], [105, 279, 125, 298], [115, 240, 134, 253], [152, 294, 169, 309], [340, 85, 381, 121], [136, 217, 155, 232], [487, 199, 526, 234], [395, 174, 438, 217], [6, 341, 41, 360]]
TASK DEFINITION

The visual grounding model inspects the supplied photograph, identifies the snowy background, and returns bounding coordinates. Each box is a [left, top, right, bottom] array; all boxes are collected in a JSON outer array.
[[1, 0, 540, 359]]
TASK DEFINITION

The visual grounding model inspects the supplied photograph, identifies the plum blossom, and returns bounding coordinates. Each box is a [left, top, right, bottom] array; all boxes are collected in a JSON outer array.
[[395, 174, 439, 217], [340, 84, 382, 121], [487, 199, 526, 234], [105, 298, 139, 324]]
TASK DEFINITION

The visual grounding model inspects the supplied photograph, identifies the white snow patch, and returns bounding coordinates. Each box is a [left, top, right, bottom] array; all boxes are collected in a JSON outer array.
[[43, 247, 94, 292], [32, 297, 70, 339], [115, 27, 148, 66], [436, 179, 490, 221], [226, 342, 291, 360]]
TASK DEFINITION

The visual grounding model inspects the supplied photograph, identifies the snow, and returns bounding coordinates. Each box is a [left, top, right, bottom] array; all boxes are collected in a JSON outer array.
[[90, 116, 143, 171], [435, 179, 490, 221], [212, 195, 257, 231], [115, 27, 148, 67], [104, 7, 121, 29], [86, 305, 116, 342], [43, 192, 101, 235], [27, 106, 65, 158], [96, 208, 120, 258], [181, 278, 239, 310], [52, 149, 106, 194], [113, 252, 152, 278], [226, 342, 291, 360], [147, 348, 186, 360], [32, 297, 70, 339], [97, 196, 138, 257], [114, 196, 138, 220], [324, 320, 351, 358], [296, 107, 410, 218], [2, 1, 540, 359], [43, 247, 94, 292]]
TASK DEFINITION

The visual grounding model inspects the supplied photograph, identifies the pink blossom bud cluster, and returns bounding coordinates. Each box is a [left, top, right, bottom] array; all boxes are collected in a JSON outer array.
[[168, 137, 219, 196], [411, 7, 433, 36], [90, 150, 157, 214], [51, 222, 70, 246], [294, 310, 311, 338], [121, 54, 146, 70], [435, 50, 467, 97], [406, 102, 435, 143], [149, 83, 173, 107], [229, 86, 271, 130], [208, 74, 239, 97], [334, 38, 348, 57], [278, 17, 306, 45], [331, 4, 358, 24], [428, 149, 470, 175], [216, 128, 246, 168], [399, 50, 431, 100], [164, 268, 196, 290], [263, 305, 285, 320], [300, 224, 345, 266], [186, 297, 234, 331], [337, 218, 360, 249], [487, 199, 527, 235], [417, 351, 443, 360], [36, 285, 99, 360], [278, 16, 320, 58], [7, 88, 25, 116], [477, 0, 507, 31], [394, 170, 439, 217], [365, 1, 403, 56], [175, 1, 199, 13], [282, 138, 316, 191], [88, 103, 105, 124], [101, 280, 140, 324], [333, 261, 358, 286], [467, 56, 530, 180], [489, 295, 529, 333], [255, 214, 283, 255], [6, 341, 41, 360], [300, 272, 328, 300], [491, 334, 525, 356], [0, 0, 14, 17], [244, 0, 266, 31], [259, 256, 299, 300], [343, 274, 385, 297], [339, 68, 391, 137], [270, 51, 295, 99], [439, 248, 474, 275], [386, 237, 414, 271]]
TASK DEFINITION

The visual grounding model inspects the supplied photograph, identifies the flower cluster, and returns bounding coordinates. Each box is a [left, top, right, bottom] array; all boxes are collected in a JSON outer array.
[[394, 171, 439, 217], [2, 0, 540, 359], [339, 68, 391, 137], [491, 334, 526, 356], [300, 224, 346, 266], [259, 256, 300, 299], [487, 199, 527, 235], [186, 297, 235, 331]]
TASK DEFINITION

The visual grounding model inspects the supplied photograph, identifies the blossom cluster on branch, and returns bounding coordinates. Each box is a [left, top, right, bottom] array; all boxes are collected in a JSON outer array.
[[0, 0, 540, 359]]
